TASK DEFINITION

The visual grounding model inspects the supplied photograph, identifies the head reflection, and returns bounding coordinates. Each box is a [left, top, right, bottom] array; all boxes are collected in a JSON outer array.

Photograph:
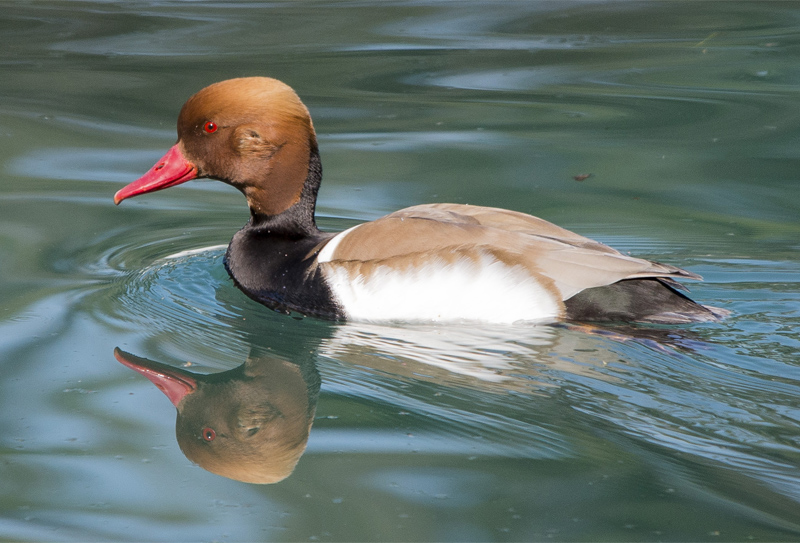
[[114, 347, 320, 484]]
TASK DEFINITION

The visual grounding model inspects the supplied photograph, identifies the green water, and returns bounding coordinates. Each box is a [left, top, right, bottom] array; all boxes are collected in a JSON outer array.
[[2, 1, 800, 541]]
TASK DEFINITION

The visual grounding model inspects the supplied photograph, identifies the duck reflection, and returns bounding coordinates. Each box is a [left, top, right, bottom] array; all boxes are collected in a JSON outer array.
[[113, 314, 715, 484], [114, 347, 320, 484], [317, 321, 700, 391]]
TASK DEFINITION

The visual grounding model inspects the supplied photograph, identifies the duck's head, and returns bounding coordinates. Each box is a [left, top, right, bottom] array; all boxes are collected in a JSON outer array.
[[114, 77, 319, 219], [114, 347, 316, 484]]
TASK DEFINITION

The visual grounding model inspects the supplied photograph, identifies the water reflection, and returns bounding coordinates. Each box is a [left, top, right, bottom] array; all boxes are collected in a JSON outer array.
[[322, 320, 720, 391], [114, 348, 320, 484], [112, 318, 725, 486], [322, 322, 557, 386], [110, 323, 585, 484]]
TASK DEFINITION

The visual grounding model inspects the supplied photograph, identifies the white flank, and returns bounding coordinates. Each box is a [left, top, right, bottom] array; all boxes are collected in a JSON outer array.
[[317, 224, 362, 263], [320, 250, 561, 324]]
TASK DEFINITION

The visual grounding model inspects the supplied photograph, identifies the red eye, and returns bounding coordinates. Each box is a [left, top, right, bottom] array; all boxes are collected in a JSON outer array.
[[203, 121, 218, 134], [202, 428, 216, 442]]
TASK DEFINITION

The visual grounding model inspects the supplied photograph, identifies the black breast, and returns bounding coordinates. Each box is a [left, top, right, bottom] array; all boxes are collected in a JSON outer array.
[[223, 224, 343, 320]]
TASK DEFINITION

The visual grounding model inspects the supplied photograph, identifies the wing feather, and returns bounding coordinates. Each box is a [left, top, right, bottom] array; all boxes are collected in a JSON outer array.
[[323, 203, 701, 301]]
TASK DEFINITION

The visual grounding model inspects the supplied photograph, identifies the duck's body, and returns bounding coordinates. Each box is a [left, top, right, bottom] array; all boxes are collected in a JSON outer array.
[[115, 77, 726, 325]]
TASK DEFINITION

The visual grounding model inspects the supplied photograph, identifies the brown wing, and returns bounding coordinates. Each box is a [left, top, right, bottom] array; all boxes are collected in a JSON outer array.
[[325, 203, 701, 300]]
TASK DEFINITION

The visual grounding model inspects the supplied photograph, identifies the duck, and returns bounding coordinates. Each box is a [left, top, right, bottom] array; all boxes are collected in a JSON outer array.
[[114, 347, 319, 484], [114, 77, 727, 325]]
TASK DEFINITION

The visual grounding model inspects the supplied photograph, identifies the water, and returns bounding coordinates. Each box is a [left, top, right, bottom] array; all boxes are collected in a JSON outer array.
[[2, 1, 800, 540]]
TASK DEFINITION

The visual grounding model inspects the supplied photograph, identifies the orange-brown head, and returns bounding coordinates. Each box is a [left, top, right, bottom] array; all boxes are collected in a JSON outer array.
[[114, 77, 319, 219]]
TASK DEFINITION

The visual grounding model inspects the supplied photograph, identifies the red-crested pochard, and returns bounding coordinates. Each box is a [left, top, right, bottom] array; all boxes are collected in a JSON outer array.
[[115, 77, 727, 324]]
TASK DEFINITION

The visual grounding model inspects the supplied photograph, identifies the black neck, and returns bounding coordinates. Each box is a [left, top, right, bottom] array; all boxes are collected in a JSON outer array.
[[248, 144, 323, 239]]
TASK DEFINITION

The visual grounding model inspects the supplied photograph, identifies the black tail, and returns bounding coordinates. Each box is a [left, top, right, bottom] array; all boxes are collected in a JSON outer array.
[[564, 278, 729, 324]]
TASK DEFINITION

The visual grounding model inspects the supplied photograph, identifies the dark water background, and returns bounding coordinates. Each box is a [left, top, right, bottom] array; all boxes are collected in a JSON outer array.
[[1, 1, 799, 541]]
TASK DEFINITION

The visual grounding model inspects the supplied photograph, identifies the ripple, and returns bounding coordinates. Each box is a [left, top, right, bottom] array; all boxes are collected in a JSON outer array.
[[405, 67, 581, 92], [323, 130, 516, 152], [82, 236, 272, 368]]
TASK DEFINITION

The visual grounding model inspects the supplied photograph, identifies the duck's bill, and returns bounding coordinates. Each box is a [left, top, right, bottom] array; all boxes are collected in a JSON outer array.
[[114, 347, 197, 407], [114, 144, 198, 204]]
